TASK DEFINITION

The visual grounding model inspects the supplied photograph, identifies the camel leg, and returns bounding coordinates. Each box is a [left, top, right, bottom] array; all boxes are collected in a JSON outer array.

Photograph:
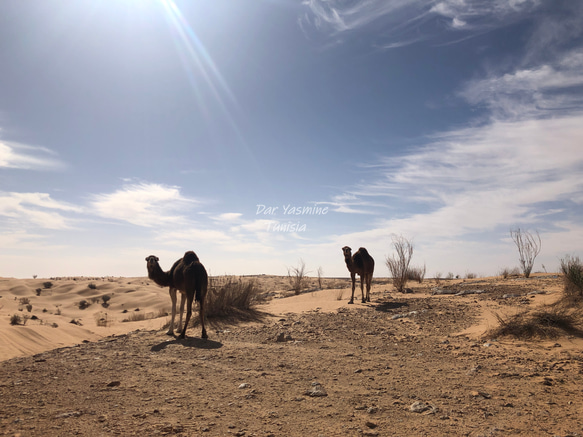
[[199, 296, 208, 339], [179, 294, 194, 339], [360, 275, 366, 303], [348, 273, 356, 304], [167, 288, 177, 335], [177, 292, 186, 332], [366, 274, 372, 302]]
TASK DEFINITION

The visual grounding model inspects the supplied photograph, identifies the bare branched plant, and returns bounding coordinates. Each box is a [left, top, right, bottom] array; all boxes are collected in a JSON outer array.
[[287, 259, 308, 295], [510, 228, 541, 278], [386, 235, 414, 293], [317, 266, 324, 290], [560, 255, 583, 298]]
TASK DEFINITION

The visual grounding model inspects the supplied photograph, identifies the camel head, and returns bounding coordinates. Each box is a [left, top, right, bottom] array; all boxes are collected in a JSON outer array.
[[342, 246, 352, 259], [145, 255, 160, 274]]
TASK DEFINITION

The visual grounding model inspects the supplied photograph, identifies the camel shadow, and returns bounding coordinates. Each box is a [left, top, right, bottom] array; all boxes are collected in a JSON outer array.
[[373, 300, 409, 313], [151, 336, 223, 352]]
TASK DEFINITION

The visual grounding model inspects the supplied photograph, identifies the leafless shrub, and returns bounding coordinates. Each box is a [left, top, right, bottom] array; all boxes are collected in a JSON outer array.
[[560, 255, 583, 298], [510, 228, 542, 278], [486, 305, 583, 340], [317, 267, 324, 290], [465, 272, 477, 279], [335, 289, 344, 301], [499, 267, 521, 278], [446, 272, 454, 280], [386, 235, 414, 293], [205, 277, 264, 319], [407, 264, 426, 283], [26, 304, 32, 312], [287, 259, 308, 295]]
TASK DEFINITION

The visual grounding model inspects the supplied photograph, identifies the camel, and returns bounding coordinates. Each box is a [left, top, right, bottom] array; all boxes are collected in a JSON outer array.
[[342, 246, 374, 304], [145, 251, 208, 339]]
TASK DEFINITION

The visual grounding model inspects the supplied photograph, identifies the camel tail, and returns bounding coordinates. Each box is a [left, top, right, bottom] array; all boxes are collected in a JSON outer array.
[[193, 262, 208, 303]]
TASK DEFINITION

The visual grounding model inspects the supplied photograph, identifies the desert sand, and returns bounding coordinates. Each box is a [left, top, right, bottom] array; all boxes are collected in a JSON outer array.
[[1, 273, 583, 436]]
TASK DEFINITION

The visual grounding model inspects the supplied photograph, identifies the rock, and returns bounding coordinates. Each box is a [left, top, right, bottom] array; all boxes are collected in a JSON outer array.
[[365, 421, 377, 429], [238, 383, 251, 389], [470, 390, 491, 399], [106, 381, 121, 387], [409, 401, 430, 413], [305, 383, 327, 397]]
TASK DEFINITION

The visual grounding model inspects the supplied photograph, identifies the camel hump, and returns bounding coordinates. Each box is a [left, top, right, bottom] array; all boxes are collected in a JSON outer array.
[[182, 251, 200, 265], [358, 247, 369, 256]]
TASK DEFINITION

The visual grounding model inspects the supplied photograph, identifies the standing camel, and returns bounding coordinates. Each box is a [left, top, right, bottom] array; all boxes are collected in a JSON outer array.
[[145, 251, 208, 339], [342, 246, 374, 304]]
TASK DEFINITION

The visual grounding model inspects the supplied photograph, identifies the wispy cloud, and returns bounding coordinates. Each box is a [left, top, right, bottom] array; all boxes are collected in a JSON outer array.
[[0, 142, 65, 170], [300, 0, 540, 48], [91, 183, 197, 227], [460, 50, 583, 120], [0, 192, 81, 229]]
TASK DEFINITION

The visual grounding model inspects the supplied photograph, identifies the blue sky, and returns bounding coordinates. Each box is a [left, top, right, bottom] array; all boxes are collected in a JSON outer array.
[[1, 0, 582, 278]]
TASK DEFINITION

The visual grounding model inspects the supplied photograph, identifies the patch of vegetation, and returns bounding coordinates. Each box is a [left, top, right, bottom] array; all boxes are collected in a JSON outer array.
[[19, 297, 30, 305], [10, 314, 22, 325], [206, 276, 264, 318], [43, 281, 53, 289], [36, 288, 42, 296], [560, 255, 583, 298], [386, 235, 414, 293], [101, 295, 111, 307], [487, 306, 583, 340], [88, 283, 97, 290], [287, 259, 308, 295], [499, 267, 521, 279], [407, 265, 426, 283], [78, 300, 90, 310]]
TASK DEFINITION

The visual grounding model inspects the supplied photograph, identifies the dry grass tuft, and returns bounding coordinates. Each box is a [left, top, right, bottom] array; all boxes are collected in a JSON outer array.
[[206, 276, 264, 319], [486, 302, 583, 340]]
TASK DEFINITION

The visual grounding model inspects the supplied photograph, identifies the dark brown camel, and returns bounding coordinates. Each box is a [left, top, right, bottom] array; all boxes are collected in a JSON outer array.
[[145, 251, 208, 339], [342, 246, 374, 304]]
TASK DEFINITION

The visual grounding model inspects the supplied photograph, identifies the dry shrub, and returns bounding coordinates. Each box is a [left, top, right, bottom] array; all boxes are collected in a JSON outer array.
[[287, 259, 308, 295], [10, 314, 22, 325], [386, 235, 414, 293], [487, 288, 583, 342], [407, 265, 426, 283], [205, 277, 264, 319], [560, 255, 583, 298], [499, 267, 521, 279]]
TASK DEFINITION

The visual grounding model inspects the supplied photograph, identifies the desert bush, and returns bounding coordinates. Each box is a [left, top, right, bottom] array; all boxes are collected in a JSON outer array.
[[317, 267, 324, 290], [386, 235, 414, 293], [19, 297, 30, 305], [10, 314, 21, 325], [446, 272, 454, 280], [499, 267, 521, 278], [88, 283, 97, 290], [287, 259, 308, 295], [407, 264, 426, 283], [487, 305, 583, 340], [78, 300, 90, 310], [465, 272, 477, 279], [510, 228, 541, 278], [205, 277, 263, 319], [101, 295, 111, 307], [36, 288, 42, 296], [43, 281, 53, 289], [26, 304, 32, 312], [560, 255, 583, 298]]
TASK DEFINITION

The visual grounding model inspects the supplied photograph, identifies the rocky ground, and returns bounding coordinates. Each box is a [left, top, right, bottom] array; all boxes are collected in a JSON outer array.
[[2, 275, 583, 436]]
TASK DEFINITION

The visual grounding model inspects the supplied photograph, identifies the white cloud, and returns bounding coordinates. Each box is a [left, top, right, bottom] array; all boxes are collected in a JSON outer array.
[[0, 142, 65, 170], [301, 0, 540, 47], [0, 192, 82, 229], [91, 183, 197, 227]]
